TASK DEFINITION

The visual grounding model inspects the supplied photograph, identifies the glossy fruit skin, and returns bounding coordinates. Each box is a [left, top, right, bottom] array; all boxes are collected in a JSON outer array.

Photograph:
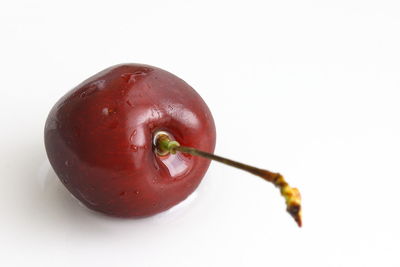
[[44, 64, 216, 217]]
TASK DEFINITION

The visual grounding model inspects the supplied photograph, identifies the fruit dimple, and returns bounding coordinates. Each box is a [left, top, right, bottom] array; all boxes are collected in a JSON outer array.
[[153, 131, 193, 179]]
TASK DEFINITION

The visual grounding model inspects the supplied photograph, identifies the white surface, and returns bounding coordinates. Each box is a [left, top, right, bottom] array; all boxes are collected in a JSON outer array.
[[1, 0, 400, 266]]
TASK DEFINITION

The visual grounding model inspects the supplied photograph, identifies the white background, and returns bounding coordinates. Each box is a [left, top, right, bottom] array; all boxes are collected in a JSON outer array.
[[1, 0, 400, 266]]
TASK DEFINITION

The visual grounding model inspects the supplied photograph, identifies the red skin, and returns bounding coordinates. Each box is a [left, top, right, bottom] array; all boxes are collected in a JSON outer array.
[[44, 64, 216, 217]]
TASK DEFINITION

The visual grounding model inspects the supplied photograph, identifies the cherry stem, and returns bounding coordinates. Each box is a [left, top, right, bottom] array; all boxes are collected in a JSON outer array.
[[155, 132, 302, 227]]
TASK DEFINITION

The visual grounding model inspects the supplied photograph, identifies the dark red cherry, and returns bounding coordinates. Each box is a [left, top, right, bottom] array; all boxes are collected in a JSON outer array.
[[44, 64, 216, 217], [45, 63, 302, 226]]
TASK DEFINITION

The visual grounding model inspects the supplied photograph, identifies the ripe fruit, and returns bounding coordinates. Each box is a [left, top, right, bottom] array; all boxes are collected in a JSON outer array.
[[45, 63, 302, 226]]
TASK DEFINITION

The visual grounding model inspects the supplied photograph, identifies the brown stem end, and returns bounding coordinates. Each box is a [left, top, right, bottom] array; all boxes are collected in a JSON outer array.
[[274, 174, 302, 227]]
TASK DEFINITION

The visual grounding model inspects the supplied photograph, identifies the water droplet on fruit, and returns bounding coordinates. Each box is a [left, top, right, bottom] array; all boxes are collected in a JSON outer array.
[[80, 80, 105, 98], [102, 107, 116, 116], [126, 100, 134, 107], [130, 145, 138, 151], [92, 80, 106, 89], [121, 71, 147, 83], [134, 70, 146, 75], [134, 190, 140, 195], [64, 160, 69, 166], [120, 73, 133, 82], [129, 130, 137, 144]]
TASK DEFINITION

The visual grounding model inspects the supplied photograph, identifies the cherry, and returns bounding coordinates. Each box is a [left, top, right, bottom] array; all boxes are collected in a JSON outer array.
[[45, 63, 302, 226]]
